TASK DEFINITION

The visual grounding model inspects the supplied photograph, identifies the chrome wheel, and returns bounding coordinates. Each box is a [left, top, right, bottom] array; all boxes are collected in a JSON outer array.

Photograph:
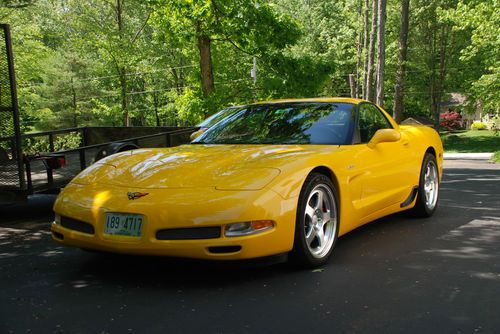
[[303, 184, 337, 259], [424, 160, 439, 210], [411, 153, 440, 218]]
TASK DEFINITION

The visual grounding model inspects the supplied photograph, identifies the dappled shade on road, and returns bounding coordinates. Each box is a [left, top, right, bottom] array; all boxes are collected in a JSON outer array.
[[0, 161, 499, 333]]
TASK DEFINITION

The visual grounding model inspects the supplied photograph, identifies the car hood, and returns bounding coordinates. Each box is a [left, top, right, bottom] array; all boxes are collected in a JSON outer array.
[[72, 144, 338, 190]]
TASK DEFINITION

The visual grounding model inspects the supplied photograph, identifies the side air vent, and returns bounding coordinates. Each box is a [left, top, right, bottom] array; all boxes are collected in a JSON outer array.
[[400, 186, 419, 208]]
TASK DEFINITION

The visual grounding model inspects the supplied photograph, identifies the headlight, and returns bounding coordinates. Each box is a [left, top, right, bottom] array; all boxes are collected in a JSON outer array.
[[54, 214, 61, 225], [225, 220, 274, 237]]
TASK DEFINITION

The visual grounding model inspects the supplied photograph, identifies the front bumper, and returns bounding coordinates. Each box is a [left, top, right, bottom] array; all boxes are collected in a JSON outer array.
[[52, 183, 297, 260]]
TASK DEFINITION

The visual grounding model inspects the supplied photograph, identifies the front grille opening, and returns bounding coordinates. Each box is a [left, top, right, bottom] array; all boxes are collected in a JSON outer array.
[[52, 231, 64, 240], [207, 246, 242, 254], [156, 227, 221, 240], [60, 216, 95, 235]]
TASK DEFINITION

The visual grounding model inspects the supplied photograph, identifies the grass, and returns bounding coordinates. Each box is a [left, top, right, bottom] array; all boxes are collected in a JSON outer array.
[[441, 130, 500, 163], [441, 130, 500, 153]]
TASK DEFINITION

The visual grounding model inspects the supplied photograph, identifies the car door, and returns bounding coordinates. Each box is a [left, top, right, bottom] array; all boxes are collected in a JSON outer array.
[[349, 103, 415, 222]]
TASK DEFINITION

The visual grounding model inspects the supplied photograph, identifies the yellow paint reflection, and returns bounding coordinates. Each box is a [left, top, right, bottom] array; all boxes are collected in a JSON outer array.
[[91, 190, 111, 219]]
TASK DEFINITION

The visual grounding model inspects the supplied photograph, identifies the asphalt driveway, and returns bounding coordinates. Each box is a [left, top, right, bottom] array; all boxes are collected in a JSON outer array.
[[1, 160, 499, 333]]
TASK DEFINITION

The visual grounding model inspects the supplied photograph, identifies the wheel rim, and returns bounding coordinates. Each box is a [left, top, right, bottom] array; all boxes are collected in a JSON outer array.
[[303, 184, 337, 259], [424, 160, 439, 210]]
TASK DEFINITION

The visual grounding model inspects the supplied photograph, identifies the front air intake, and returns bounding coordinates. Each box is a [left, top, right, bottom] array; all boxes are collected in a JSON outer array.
[[60, 216, 95, 235], [207, 246, 242, 254], [156, 227, 221, 240]]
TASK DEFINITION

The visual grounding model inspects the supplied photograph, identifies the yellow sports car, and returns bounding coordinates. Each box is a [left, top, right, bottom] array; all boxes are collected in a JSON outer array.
[[52, 98, 443, 267]]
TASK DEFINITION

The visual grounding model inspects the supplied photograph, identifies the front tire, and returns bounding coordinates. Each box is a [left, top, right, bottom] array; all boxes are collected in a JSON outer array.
[[412, 153, 439, 217], [290, 173, 339, 268]]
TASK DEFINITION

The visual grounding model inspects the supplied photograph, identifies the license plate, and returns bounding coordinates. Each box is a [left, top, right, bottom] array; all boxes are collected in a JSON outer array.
[[104, 213, 144, 237]]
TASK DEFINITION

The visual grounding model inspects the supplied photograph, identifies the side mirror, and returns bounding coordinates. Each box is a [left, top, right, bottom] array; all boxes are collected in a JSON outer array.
[[190, 128, 208, 141], [367, 129, 401, 149]]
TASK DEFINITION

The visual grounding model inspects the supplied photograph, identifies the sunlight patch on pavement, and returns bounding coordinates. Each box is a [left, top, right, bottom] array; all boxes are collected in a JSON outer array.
[[39, 250, 64, 257], [423, 219, 500, 260], [71, 280, 90, 288], [0, 227, 28, 238], [471, 272, 500, 281], [424, 246, 492, 259], [0, 252, 20, 258], [440, 204, 500, 212]]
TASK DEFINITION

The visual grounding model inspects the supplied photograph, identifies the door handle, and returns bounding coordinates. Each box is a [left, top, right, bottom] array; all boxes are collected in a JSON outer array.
[[402, 140, 409, 146]]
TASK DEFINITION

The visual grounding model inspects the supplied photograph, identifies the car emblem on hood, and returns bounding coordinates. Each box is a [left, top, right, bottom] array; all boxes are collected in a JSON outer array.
[[127, 192, 149, 200]]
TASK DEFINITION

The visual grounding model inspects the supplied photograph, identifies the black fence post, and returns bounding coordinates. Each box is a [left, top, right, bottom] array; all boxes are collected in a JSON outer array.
[[24, 158, 32, 191], [10, 137, 16, 159], [166, 133, 172, 147], [48, 133, 55, 152], [81, 127, 88, 147], [2, 24, 26, 190], [79, 149, 86, 170], [46, 164, 53, 185]]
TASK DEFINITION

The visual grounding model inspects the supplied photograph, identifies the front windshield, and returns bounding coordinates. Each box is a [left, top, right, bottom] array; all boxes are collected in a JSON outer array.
[[192, 102, 355, 145], [197, 107, 239, 128]]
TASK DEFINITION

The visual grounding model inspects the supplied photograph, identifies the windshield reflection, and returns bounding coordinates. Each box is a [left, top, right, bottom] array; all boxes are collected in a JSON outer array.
[[192, 102, 355, 145]]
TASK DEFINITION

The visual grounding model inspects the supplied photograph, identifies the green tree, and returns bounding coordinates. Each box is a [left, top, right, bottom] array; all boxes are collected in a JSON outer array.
[[445, 0, 499, 113]]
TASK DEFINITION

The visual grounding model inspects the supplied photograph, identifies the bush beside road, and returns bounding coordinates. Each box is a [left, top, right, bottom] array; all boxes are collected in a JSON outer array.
[[493, 152, 500, 163]]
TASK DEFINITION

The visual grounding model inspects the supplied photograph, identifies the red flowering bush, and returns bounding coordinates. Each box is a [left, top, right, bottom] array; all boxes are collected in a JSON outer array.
[[440, 111, 463, 131]]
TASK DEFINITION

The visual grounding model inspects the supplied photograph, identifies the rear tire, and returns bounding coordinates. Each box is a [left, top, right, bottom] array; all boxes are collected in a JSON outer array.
[[412, 153, 439, 217], [290, 173, 339, 268], [94, 142, 138, 162]]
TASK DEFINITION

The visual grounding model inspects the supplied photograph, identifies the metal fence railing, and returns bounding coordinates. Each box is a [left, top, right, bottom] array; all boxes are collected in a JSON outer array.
[[0, 23, 196, 200], [0, 24, 25, 192], [0, 125, 195, 196]]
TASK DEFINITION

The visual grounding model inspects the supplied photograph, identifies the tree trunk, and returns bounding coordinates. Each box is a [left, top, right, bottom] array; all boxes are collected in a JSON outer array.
[[153, 92, 160, 126], [355, 0, 363, 98], [116, 0, 123, 31], [430, 24, 438, 130], [197, 21, 215, 97], [119, 67, 129, 126], [439, 27, 448, 101], [432, 26, 449, 131], [365, 0, 378, 101], [393, 0, 410, 123], [115, 0, 129, 126], [362, 0, 369, 99], [355, 35, 362, 98], [71, 77, 77, 127], [349, 74, 356, 98], [375, 0, 386, 106], [429, 18, 450, 132], [171, 67, 182, 94]]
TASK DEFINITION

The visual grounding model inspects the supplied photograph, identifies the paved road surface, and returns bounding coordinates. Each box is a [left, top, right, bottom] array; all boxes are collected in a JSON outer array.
[[1, 160, 499, 333]]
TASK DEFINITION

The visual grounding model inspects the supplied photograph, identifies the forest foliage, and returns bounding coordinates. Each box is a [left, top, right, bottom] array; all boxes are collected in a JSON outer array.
[[0, 0, 498, 132]]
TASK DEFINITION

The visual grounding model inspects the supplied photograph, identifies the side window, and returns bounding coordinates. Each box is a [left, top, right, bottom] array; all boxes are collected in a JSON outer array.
[[358, 104, 392, 143]]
